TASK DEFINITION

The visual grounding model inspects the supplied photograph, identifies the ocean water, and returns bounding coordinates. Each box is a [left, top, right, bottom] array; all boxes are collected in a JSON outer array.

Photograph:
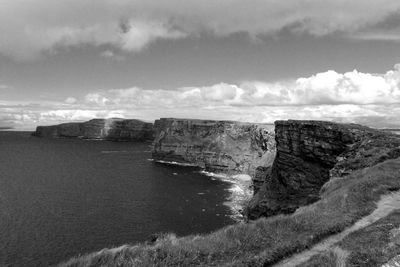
[[0, 132, 236, 266]]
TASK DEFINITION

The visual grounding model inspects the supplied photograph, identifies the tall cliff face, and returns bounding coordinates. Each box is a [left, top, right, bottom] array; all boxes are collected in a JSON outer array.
[[33, 118, 154, 141], [246, 120, 400, 219], [152, 118, 276, 176]]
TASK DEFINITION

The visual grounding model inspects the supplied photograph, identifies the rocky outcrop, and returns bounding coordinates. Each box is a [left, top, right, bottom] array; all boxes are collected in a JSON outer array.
[[246, 120, 400, 219], [33, 118, 154, 141], [253, 166, 270, 194], [152, 118, 276, 176]]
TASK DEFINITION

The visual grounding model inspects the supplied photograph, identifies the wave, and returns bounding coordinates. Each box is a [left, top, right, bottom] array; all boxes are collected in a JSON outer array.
[[147, 160, 253, 221], [199, 171, 253, 221], [149, 159, 198, 167]]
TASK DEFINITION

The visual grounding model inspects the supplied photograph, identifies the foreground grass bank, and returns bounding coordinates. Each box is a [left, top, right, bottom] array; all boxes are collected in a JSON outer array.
[[61, 157, 400, 267]]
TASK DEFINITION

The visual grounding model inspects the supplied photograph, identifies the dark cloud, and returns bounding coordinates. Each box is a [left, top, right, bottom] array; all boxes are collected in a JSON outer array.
[[2, 0, 400, 60]]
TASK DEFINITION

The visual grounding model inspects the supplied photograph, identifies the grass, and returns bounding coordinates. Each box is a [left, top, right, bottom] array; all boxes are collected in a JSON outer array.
[[300, 210, 400, 267], [60, 157, 400, 267], [339, 211, 400, 266], [297, 249, 340, 267]]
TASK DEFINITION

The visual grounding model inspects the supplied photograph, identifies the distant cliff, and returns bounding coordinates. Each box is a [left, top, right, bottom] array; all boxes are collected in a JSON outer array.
[[246, 120, 400, 219], [33, 118, 154, 141], [152, 118, 276, 176]]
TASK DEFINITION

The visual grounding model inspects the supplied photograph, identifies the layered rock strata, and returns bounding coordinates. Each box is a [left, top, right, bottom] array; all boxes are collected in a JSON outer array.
[[246, 120, 400, 219], [33, 118, 154, 141], [152, 118, 276, 176]]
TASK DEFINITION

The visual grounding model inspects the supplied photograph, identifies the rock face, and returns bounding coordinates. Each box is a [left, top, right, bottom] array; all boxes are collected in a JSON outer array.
[[152, 118, 276, 176], [253, 166, 270, 194], [246, 120, 400, 219], [33, 118, 154, 141]]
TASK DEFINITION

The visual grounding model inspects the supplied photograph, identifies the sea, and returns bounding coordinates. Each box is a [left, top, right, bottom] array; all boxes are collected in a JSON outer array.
[[0, 132, 249, 266]]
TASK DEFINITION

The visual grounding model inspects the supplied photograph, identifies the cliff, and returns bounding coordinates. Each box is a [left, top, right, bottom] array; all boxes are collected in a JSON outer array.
[[61, 120, 400, 266], [246, 120, 400, 219], [151, 118, 276, 176], [33, 118, 154, 141]]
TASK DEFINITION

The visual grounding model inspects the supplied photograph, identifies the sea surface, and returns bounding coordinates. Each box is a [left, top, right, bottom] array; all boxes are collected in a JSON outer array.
[[0, 132, 238, 266]]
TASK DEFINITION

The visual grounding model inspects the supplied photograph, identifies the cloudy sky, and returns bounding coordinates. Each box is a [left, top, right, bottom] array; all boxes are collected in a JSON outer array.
[[2, 0, 400, 129]]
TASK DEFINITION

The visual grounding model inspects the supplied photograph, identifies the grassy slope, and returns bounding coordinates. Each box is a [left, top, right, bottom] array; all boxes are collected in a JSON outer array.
[[300, 210, 400, 267], [61, 157, 400, 267]]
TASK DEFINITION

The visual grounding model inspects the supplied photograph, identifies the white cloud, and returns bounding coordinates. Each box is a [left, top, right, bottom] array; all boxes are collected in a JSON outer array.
[[3, 64, 400, 129], [1, 0, 400, 60], [39, 109, 125, 122], [240, 68, 400, 106], [64, 97, 77, 104], [100, 50, 125, 61], [82, 65, 400, 108]]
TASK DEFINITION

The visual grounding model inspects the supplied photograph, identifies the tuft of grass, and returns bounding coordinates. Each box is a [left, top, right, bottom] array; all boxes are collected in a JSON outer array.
[[60, 157, 400, 267]]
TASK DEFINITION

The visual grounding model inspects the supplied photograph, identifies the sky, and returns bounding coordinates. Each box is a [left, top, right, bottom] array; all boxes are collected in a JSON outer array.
[[1, 0, 400, 130]]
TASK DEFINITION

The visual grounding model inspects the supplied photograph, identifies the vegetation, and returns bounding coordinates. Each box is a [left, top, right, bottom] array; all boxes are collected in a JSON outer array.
[[300, 211, 400, 267], [61, 158, 400, 267]]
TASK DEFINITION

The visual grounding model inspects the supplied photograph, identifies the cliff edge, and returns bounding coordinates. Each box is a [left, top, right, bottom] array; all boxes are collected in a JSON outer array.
[[33, 118, 154, 141], [246, 120, 400, 219], [151, 118, 276, 176]]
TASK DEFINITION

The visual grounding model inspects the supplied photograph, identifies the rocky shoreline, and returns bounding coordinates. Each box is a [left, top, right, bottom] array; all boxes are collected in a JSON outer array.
[[34, 117, 276, 184], [34, 118, 400, 222], [152, 118, 276, 176], [34, 117, 277, 220]]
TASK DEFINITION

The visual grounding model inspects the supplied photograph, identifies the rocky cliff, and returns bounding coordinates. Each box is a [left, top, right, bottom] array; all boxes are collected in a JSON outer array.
[[33, 118, 154, 141], [246, 120, 400, 219], [152, 118, 276, 176], [60, 119, 400, 266]]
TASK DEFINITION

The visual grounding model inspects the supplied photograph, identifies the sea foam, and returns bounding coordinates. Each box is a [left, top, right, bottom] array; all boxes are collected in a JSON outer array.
[[199, 171, 253, 221]]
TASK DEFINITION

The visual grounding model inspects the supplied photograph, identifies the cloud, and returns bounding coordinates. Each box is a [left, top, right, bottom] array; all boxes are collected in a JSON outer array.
[[100, 50, 125, 61], [39, 109, 125, 121], [0, 100, 126, 130], [3, 64, 400, 129], [80, 65, 400, 108], [1, 0, 400, 60], [238, 67, 400, 106], [64, 97, 77, 104], [350, 32, 400, 42]]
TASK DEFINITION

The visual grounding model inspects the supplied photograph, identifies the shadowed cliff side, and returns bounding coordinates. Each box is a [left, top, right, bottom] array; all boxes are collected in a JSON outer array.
[[33, 118, 154, 141], [246, 120, 400, 219], [151, 118, 276, 176]]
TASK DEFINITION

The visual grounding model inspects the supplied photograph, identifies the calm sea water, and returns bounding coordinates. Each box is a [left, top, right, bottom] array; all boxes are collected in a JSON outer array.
[[0, 132, 235, 266]]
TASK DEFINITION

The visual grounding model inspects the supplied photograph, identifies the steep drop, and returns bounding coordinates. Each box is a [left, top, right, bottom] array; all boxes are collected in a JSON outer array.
[[151, 118, 276, 176], [246, 120, 400, 219]]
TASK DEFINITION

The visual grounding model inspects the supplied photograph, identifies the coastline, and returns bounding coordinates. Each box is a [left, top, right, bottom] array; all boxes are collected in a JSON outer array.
[[148, 158, 253, 221], [199, 171, 253, 221]]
